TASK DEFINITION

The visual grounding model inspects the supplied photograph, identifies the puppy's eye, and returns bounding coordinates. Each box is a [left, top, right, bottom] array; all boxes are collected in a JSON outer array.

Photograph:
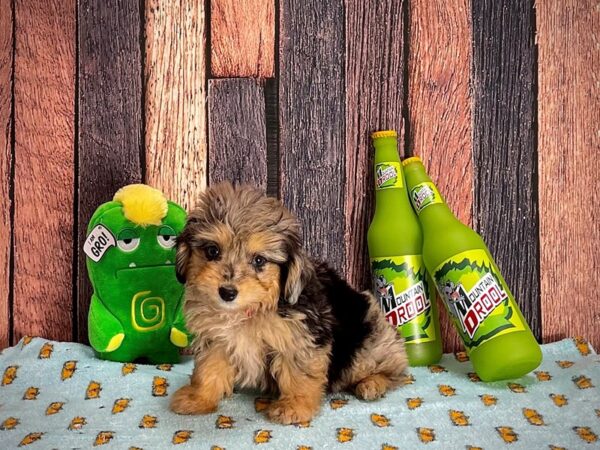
[[204, 245, 220, 261], [252, 255, 267, 269]]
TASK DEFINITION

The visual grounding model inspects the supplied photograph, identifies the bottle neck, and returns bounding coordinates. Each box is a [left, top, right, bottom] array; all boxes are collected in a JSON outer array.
[[403, 160, 458, 226], [373, 175, 411, 217], [373, 136, 401, 164], [372, 137, 412, 215], [417, 200, 458, 230]]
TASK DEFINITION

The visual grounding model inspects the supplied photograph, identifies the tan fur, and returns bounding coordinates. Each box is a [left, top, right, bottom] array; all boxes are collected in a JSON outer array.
[[171, 183, 408, 424], [171, 347, 234, 414], [267, 345, 330, 423]]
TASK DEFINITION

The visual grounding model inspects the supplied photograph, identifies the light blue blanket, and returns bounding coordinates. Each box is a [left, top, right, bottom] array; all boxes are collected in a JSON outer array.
[[1, 337, 598, 449]]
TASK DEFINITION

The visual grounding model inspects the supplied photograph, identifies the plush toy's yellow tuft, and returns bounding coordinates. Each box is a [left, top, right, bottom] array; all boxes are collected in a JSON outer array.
[[113, 184, 168, 226]]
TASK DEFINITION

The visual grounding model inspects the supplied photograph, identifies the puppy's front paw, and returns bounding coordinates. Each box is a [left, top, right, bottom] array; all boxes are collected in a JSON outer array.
[[170, 385, 218, 415], [355, 374, 389, 401], [266, 399, 317, 425]]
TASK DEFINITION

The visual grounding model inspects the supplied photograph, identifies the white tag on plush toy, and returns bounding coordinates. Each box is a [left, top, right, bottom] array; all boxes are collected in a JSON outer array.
[[84, 224, 116, 262]]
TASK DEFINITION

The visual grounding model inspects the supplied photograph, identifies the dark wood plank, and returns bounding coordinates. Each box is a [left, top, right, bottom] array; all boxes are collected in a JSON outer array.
[[264, 78, 278, 198], [208, 78, 268, 189], [538, 0, 599, 348], [408, 0, 472, 352], [13, 0, 75, 342], [211, 0, 275, 77], [78, 0, 143, 342], [280, 0, 345, 273], [145, 0, 207, 211], [345, 0, 404, 290], [472, 0, 541, 339], [0, 0, 13, 348]]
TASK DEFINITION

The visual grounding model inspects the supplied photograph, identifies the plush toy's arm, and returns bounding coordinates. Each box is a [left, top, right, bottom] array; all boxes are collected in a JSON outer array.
[[169, 300, 191, 348], [88, 294, 125, 353]]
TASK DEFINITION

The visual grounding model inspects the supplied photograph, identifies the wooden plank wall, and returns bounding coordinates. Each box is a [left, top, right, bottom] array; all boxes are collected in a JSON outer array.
[[77, 0, 144, 342], [537, 0, 599, 344], [211, 0, 275, 78], [472, 0, 541, 340], [280, 0, 346, 274], [208, 79, 268, 189], [12, 0, 75, 342], [0, 0, 598, 352], [145, 0, 207, 212], [0, 0, 13, 349], [345, 0, 404, 291]]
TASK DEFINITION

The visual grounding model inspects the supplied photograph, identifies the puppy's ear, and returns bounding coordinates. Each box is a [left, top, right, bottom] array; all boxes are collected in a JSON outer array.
[[283, 248, 313, 304], [175, 227, 193, 284]]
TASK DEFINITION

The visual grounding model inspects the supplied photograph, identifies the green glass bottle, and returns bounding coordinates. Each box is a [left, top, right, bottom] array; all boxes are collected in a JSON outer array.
[[403, 156, 542, 381], [367, 131, 442, 366]]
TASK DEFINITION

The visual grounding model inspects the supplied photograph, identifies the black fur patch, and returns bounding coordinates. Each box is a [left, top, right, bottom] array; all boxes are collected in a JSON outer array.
[[278, 262, 372, 386], [316, 264, 372, 385], [277, 274, 333, 347]]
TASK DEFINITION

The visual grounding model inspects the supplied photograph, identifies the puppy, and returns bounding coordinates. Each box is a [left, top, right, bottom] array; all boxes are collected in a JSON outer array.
[[171, 183, 408, 424]]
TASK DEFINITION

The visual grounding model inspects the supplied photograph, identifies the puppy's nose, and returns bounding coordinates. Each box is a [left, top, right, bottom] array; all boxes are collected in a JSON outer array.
[[218, 285, 238, 302]]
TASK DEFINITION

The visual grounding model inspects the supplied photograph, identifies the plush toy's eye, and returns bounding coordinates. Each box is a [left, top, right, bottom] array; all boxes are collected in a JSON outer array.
[[117, 237, 140, 252], [157, 235, 176, 249], [157, 226, 177, 249], [117, 228, 140, 252], [204, 245, 220, 261], [252, 255, 267, 269]]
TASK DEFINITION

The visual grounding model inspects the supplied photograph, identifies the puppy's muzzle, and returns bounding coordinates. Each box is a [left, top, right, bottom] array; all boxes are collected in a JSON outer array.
[[218, 285, 238, 302]]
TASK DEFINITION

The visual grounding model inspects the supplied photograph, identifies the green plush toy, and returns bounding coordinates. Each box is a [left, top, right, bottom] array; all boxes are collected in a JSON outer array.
[[84, 184, 189, 363]]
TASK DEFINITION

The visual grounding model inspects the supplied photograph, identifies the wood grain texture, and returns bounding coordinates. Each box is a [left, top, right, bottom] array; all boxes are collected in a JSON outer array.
[[264, 78, 279, 198], [12, 0, 75, 342], [408, 0, 472, 352], [345, 0, 404, 290], [211, 0, 275, 77], [78, 0, 143, 342], [145, 0, 207, 211], [280, 0, 345, 273], [472, 0, 541, 339], [538, 1, 600, 348], [208, 78, 267, 189], [0, 0, 13, 348]]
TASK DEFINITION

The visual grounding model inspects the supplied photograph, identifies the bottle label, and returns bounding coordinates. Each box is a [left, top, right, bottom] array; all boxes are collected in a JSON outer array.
[[434, 249, 525, 350], [409, 182, 443, 213], [371, 255, 436, 344], [375, 162, 403, 190]]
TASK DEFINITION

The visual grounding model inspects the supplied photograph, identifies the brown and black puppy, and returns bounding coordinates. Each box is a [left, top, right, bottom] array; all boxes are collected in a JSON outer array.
[[171, 183, 408, 424]]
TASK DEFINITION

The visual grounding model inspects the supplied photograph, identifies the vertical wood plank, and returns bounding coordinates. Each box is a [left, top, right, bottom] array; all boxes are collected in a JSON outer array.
[[208, 78, 268, 189], [211, 0, 275, 77], [78, 0, 143, 342], [472, 0, 541, 339], [538, 1, 599, 348], [264, 78, 279, 198], [345, 0, 404, 290], [145, 0, 207, 211], [280, 0, 345, 273], [408, 0, 473, 351], [0, 0, 13, 348], [13, 0, 75, 342]]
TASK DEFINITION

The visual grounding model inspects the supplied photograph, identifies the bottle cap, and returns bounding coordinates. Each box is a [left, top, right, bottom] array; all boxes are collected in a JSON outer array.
[[402, 156, 422, 167], [370, 130, 397, 139]]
